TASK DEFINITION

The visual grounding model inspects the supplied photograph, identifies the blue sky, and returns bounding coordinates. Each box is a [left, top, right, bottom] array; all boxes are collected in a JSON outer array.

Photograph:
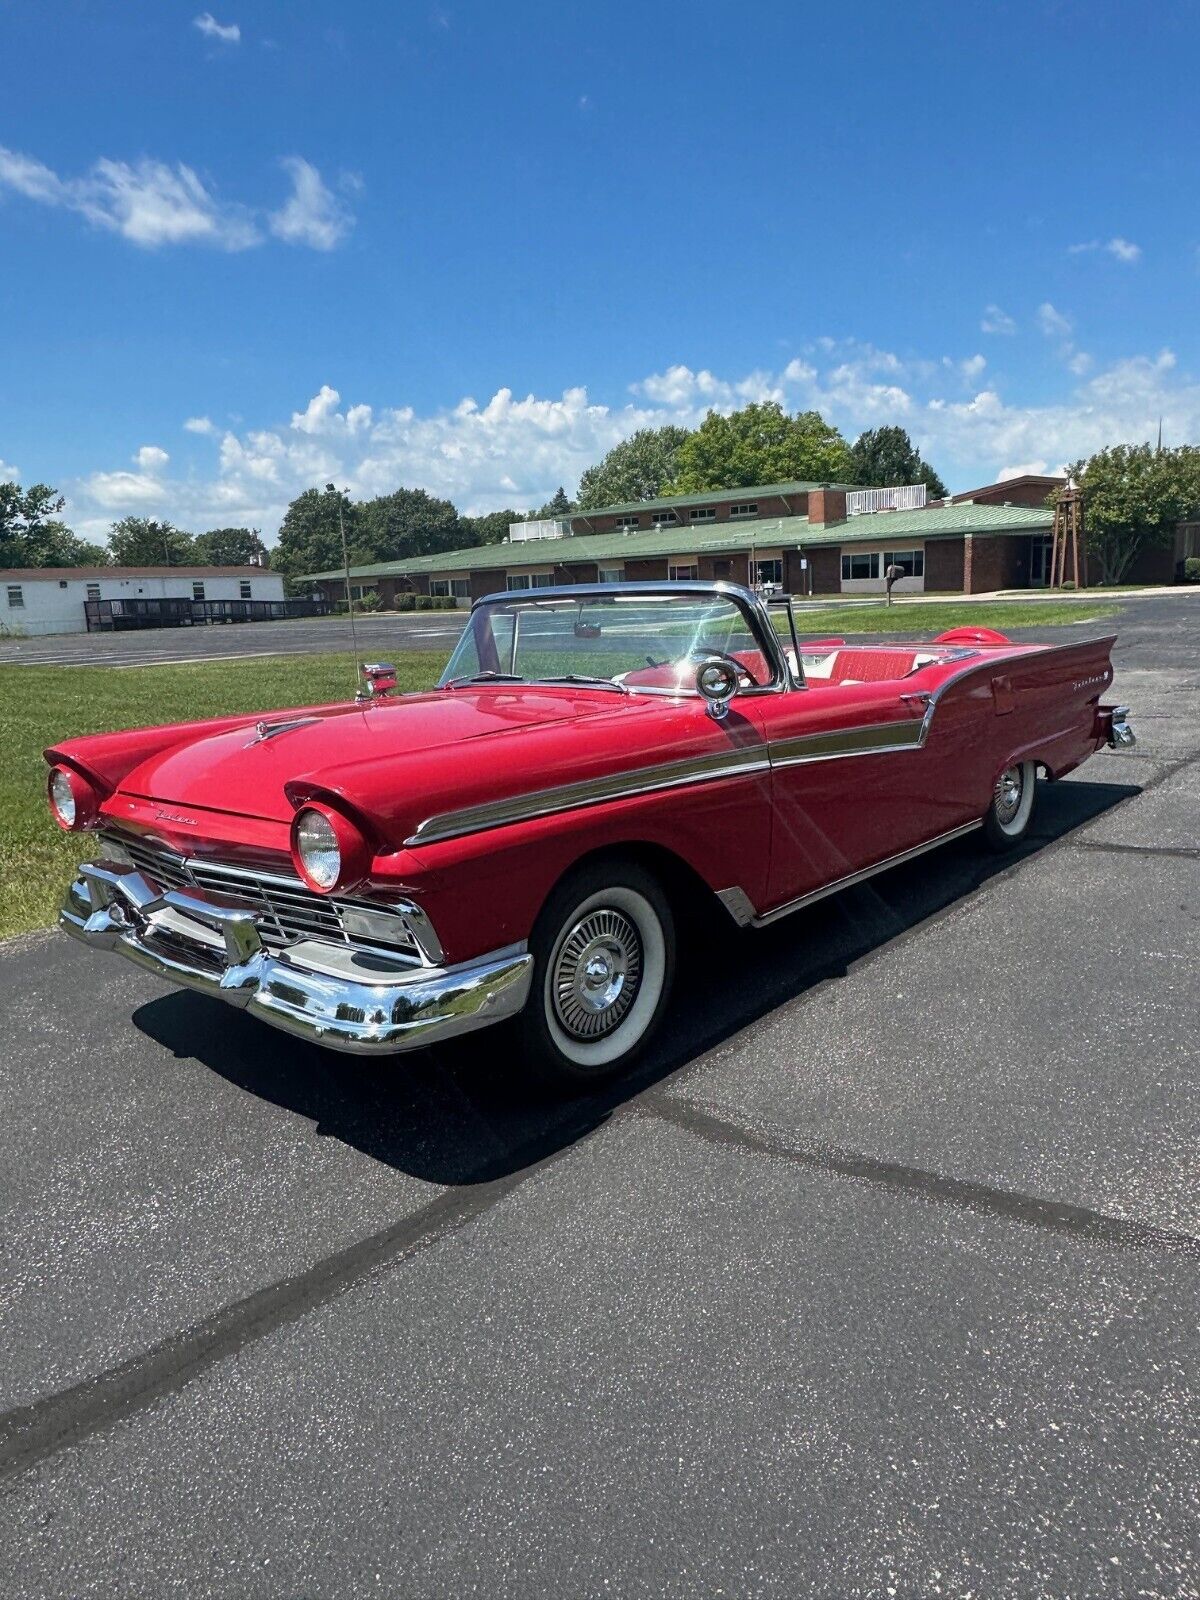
[[2, 0, 1198, 541]]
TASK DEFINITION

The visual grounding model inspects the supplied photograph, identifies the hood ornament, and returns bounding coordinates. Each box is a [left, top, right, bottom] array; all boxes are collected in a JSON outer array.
[[247, 715, 321, 745]]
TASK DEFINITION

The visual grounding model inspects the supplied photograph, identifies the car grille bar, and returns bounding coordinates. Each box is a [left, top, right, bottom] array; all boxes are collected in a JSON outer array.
[[98, 829, 423, 961]]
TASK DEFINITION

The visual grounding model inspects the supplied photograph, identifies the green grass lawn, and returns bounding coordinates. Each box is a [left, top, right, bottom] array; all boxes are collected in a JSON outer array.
[[784, 600, 1118, 636], [0, 651, 445, 941]]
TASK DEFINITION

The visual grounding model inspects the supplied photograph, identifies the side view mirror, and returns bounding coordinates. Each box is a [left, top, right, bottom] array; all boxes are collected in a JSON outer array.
[[695, 657, 738, 720], [573, 622, 601, 640], [357, 661, 398, 701]]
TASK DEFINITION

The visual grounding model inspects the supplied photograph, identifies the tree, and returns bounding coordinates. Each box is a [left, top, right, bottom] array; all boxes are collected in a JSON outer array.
[[274, 485, 360, 588], [0, 482, 71, 567], [576, 426, 691, 510], [107, 517, 197, 567], [463, 509, 523, 545], [1067, 443, 1200, 584], [357, 487, 470, 561], [531, 485, 575, 520], [193, 526, 268, 566], [849, 426, 947, 498], [668, 402, 854, 493]]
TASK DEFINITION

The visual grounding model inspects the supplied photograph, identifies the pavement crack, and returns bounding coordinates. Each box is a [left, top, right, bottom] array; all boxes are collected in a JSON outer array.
[[1074, 840, 1199, 861], [642, 1095, 1200, 1262], [0, 1161, 543, 1486]]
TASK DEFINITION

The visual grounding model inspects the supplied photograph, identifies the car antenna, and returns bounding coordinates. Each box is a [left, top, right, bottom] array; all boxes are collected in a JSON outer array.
[[337, 488, 362, 700]]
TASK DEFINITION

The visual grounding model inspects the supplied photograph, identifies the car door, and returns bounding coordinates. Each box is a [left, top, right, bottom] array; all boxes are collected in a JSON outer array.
[[754, 674, 948, 913]]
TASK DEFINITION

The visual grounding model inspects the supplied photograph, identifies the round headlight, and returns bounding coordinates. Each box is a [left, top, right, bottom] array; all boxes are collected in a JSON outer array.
[[50, 768, 76, 828], [294, 808, 341, 890], [48, 765, 99, 831]]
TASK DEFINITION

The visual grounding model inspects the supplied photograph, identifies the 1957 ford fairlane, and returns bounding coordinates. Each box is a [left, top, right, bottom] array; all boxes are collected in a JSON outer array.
[[47, 582, 1134, 1089]]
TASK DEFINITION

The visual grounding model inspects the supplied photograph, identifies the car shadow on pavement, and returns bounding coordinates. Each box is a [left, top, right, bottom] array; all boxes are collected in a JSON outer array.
[[132, 777, 1137, 1189]]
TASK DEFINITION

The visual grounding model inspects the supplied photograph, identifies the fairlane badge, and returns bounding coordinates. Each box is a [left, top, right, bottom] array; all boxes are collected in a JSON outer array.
[[154, 810, 198, 826], [1072, 671, 1110, 691]]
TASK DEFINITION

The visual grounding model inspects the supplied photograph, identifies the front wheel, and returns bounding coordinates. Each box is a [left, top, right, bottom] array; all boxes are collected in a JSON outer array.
[[983, 760, 1038, 851], [519, 862, 676, 1092]]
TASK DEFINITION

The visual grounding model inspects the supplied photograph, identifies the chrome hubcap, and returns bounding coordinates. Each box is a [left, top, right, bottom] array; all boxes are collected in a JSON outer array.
[[994, 765, 1023, 824], [552, 908, 643, 1040]]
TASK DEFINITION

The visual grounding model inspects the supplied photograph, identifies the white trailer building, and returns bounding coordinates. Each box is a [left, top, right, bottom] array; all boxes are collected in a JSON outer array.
[[0, 566, 286, 637]]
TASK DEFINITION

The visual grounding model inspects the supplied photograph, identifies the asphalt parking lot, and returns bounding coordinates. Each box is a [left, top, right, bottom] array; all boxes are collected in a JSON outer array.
[[1, 597, 1197, 1596]]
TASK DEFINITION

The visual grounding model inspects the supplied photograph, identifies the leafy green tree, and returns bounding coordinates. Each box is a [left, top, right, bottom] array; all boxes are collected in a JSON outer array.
[[463, 509, 523, 545], [274, 485, 360, 588], [1068, 443, 1200, 584], [668, 403, 853, 493], [358, 487, 469, 561], [107, 517, 197, 567], [530, 485, 575, 520], [577, 426, 691, 510], [193, 526, 268, 566], [0, 482, 72, 567], [849, 426, 947, 498]]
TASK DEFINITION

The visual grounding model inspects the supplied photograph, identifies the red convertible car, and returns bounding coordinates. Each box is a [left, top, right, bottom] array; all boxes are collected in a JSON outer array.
[[48, 582, 1133, 1089]]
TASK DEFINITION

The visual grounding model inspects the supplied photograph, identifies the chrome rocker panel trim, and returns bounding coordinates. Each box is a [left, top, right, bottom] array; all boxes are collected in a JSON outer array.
[[60, 861, 532, 1056], [717, 820, 984, 928]]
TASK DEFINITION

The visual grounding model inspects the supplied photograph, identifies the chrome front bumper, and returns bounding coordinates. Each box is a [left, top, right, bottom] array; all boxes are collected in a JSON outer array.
[[60, 861, 533, 1056]]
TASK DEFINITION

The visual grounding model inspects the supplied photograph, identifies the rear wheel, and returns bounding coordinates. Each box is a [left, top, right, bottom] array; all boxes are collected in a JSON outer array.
[[983, 760, 1037, 850], [520, 861, 675, 1092]]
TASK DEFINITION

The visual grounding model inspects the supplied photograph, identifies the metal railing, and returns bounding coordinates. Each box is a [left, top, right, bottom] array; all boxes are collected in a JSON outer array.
[[846, 484, 928, 516], [507, 519, 568, 542], [84, 596, 330, 632]]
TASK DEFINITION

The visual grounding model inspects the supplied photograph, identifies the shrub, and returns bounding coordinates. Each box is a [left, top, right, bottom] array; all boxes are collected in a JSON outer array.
[[395, 592, 416, 611], [1060, 579, 1076, 590], [356, 590, 383, 613], [1184, 557, 1200, 584]]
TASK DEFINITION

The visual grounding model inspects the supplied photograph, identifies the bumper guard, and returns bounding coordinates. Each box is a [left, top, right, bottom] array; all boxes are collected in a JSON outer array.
[[60, 860, 532, 1056]]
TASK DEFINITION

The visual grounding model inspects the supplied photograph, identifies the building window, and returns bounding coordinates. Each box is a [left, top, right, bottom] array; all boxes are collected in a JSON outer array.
[[755, 559, 783, 586], [614, 515, 640, 532], [506, 574, 532, 590], [239, 580, 252, 599], [668, 562, 699, 581], [690, 507, 716, 523], [6, 584, 23, 608], [597, 566, 623, 583], [730, 503, 758, 519], [429, 579, 451, 597], [86, 583, 101, 601], [450, 579, 471, 599], [531, 573, 555, 588], [841, 552, 881, 581], [652, 511, 679, 528], [883, 549, 924, 578], [192, 581, 205, 601], [349, 584, 366, 601]]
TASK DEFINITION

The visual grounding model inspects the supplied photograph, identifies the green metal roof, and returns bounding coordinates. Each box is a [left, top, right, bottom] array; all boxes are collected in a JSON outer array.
[[567, 479, 862, 523], [298, 502, 1053, 583]]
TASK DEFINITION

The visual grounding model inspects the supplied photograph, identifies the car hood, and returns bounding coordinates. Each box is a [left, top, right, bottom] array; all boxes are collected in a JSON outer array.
[[118, 688, 647, 824]]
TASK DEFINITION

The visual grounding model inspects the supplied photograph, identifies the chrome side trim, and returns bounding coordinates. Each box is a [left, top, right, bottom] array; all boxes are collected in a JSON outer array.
[[746, 820, 984, 927], [768, 718, 926, 768], [715, 886, 756, 927], [406, 745, 771, 847]]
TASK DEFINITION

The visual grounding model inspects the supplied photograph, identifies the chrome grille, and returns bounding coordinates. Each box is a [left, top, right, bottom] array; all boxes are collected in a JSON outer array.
[[98, 830, 422, 960]]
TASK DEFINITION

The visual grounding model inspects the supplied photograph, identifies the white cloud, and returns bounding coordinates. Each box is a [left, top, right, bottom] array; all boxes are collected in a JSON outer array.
[[1037, 302, 1073, 339], [960, 354, 987, 379], [64, 342, 1200, 542], [184, 416, 216, 435], [981, 304, 1016, 335], [193, 13, 240, 44], [0, 144, 258, 249], [268, 158, 353, 251], [1067, 351, 1093, 376], [0, 145, 354, 252], [997, 462, 1050, 481], [1, 458, 18, 482], [1069, 237, 1141, 263]]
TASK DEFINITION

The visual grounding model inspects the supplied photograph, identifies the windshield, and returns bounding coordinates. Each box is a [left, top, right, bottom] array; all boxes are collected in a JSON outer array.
[[439, 592, 779, 694]]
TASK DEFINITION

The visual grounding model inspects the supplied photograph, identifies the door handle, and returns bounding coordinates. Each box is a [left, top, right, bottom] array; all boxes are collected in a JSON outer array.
[[899, 691, 932, 708]]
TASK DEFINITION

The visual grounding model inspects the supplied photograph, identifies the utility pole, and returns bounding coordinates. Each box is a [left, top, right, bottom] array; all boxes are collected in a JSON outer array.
[[338, 490, 361, 699]]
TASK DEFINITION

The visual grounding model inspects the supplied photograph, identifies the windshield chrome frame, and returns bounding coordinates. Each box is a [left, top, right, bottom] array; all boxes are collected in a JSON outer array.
[[439, 580, 795, 696]]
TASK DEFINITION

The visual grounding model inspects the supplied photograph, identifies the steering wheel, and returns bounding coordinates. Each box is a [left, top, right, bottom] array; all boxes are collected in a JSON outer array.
[[686, 646, 758, 688]]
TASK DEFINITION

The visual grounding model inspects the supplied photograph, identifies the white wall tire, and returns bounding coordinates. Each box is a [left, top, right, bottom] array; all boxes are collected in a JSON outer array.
[[521, 864, 675, 1091], [983, 760, 1037, 851]]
